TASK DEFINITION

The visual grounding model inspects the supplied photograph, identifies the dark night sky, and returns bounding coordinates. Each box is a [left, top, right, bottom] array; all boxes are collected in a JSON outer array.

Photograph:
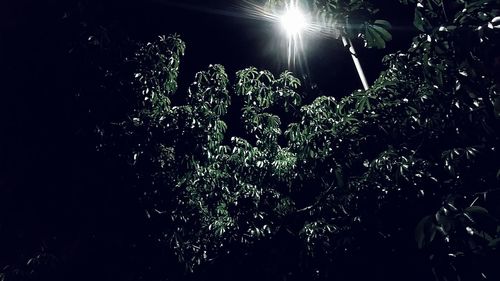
[[126, 0, 415, 95], [0, 0, 415, 96], [119, 0, 416, 95]]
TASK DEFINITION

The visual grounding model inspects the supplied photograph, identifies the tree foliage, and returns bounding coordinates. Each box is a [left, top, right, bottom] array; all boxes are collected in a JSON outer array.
[[85, 1, 500, 280], [266, 0, 394, 48], [2, 0, 500, 281]]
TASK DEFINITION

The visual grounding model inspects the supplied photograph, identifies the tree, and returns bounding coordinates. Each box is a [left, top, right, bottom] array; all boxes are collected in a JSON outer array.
[[2, 0, 499, 281], [89, 1, 500, 281]]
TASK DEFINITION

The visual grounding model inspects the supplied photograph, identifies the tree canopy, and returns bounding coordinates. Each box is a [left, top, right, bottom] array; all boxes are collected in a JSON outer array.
[[1, 1, 500, 281]]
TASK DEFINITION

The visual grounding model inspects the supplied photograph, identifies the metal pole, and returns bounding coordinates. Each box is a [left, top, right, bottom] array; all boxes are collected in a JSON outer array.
[[342, 36, 369, 90]]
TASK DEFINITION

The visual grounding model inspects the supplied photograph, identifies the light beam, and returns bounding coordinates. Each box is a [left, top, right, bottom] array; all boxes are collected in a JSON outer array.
[[280, 3, 307, 37], [277, 1, 308, 66]]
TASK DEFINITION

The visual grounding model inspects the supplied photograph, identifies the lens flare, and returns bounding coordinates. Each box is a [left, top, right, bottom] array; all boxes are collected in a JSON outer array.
[[280, 4, 307, 37], [276, 1, 307, 67]]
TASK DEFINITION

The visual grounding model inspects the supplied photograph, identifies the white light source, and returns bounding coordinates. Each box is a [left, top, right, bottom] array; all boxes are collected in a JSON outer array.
[[280, 3, 307, 37]]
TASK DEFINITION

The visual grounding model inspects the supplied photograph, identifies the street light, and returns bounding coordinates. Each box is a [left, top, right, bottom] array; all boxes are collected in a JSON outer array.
[[279, 3, 307, 37], [278, 0, 308, 66], [275, 1, 369, 90]]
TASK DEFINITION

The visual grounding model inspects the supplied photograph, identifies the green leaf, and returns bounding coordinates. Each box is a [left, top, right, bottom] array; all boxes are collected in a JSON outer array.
[[366, 26, 386, 49], [414, 9, 426, 32], [464, 206, 489, 220], [415, 215, 437, 249], [374, 19, 392, 30], [464, 206, 498, 234], [372, 25, 393, 42]]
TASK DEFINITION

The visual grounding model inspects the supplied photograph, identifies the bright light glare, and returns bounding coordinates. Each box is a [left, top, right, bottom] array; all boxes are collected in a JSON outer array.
[[280, 5, 307, 37], [240, 0, 311, 67]]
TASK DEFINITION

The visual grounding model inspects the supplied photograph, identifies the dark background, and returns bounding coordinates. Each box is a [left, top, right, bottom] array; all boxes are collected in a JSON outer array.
[[0, 0, 415, 94], [0, 0, 417, 280]]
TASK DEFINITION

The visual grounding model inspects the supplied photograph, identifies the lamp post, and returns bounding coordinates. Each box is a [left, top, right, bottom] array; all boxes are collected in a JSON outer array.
[[341, 36, 369, 90], [278, 2, 369, 90]]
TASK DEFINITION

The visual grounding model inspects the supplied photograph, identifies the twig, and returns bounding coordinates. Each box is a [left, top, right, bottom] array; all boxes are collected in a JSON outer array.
[[441, 1, 448, 22], [296, 181, 335, 214]]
